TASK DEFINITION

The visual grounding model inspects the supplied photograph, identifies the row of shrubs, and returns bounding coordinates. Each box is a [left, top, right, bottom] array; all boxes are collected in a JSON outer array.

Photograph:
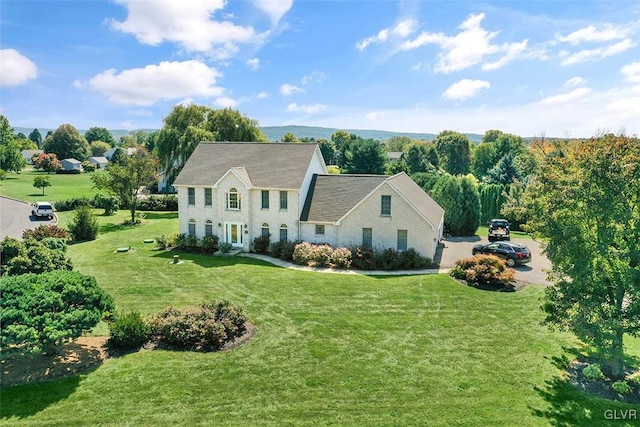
[[53, 195, 178, 213], [108, 300, 248, 351], [156, 233, 221, 253], [261, 239, 434, 271]]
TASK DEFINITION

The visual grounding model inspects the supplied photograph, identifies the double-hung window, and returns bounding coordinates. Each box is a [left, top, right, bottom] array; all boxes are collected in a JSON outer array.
[[205, 220, 213, 236], [227, 188, 240, 210], [397, 230, 408, 252], [362, 228, 372, 248], [280, 191, 288, 210], [261, 190, 269, 209], [381, 195, 391, 216], [188, 188, 195, 205], [261, 223, 270, 237], [204, 188, 212, 207], [279, 224, 288, 242], [188, 219, 196, 236]]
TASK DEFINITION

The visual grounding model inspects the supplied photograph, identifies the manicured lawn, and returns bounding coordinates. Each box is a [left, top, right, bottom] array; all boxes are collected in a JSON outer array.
[[1, 213, 638, 426], [0, 168, 102, 202]]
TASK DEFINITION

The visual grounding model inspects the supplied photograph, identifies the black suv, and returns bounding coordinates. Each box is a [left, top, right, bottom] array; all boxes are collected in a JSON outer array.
[[488, 219, 510, 242], [472, 241, 531, 267]]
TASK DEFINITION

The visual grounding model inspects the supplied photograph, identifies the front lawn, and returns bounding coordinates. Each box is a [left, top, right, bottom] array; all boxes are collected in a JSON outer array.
[[0, 168, 102, 202], [1, 212, 638, 426]]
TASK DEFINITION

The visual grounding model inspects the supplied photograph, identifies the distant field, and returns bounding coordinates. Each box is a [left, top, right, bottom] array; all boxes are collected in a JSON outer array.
[[0, 169, 102, 203]]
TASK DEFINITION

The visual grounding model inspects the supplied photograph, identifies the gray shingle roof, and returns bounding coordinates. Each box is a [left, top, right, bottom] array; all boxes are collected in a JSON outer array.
[[173, 142, 320, 189], [301, 172, 444, 227]]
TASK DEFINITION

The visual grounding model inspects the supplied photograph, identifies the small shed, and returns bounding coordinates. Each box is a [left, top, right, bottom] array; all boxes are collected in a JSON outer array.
[[61, 158, 83, 172], [89, 156, 109, 169]]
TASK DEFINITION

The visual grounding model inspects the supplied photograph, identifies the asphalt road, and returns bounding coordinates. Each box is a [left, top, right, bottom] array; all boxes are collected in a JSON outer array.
[[0, 196, 57, 239], [435, 234, 552, 286]]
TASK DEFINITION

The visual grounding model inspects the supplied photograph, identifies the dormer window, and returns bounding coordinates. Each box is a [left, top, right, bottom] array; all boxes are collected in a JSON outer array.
[[226, 188, 240, 210]]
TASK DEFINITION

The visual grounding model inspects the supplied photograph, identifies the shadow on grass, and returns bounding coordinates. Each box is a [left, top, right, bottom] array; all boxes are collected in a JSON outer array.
[[141, 211, 177, 220], [529, 347, 639, 426], [99, 221, 141, 234]]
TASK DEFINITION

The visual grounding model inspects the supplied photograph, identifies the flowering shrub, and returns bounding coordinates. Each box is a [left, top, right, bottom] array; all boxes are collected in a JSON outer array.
[[331, 247, 352, 269], [450, 255, 515, 286], [22, 224, 70, 241]]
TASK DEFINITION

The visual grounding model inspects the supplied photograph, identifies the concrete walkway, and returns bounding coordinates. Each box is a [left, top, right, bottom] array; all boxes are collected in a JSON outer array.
[[239, 252, 446, 276]]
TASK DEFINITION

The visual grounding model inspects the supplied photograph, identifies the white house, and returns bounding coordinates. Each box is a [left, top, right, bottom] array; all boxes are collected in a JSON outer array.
[[61, 158, 83, 172], [173, 142, 444, 259], [88, 156, 109, 169]]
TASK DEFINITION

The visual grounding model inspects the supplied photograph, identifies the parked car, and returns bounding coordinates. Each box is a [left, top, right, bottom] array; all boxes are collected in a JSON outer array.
[[488, 218, 510, 241], [472, 241, 531, 267], [31, 201, 54, 219]]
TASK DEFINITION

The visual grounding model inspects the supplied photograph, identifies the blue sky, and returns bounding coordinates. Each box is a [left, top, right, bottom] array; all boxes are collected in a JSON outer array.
[[1, 0, 639, 137]]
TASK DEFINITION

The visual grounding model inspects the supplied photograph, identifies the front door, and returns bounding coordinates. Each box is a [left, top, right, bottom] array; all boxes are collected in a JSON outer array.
[[224, 222, 243, 247]]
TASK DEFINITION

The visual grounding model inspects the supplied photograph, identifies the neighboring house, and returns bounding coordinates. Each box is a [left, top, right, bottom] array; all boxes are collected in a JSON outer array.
[[104, 147, 136, 160], [387, 151, 403, 163], [61, 158, 83, 172], [88, 156, 109, 169], [22, 149, 43, 165], [173, 142, 444, 259]]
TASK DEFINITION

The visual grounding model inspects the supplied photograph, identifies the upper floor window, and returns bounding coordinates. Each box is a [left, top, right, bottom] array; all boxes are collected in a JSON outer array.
[[227, 187, 240, 210], [397, 230, 408, 252], [381, 195, 391, 216], [188, 219, 196, 237], [188, 187, 195, 205], [204, 188, 212, 207], [315, 224, 325, 235], [261, 190, 269, 209], [205, 220, 213, 236], [280, 191, 288, 210]]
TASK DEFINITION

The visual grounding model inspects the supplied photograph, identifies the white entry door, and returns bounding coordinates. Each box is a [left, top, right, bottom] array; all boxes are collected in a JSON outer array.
[[224, 222, 243, 246]]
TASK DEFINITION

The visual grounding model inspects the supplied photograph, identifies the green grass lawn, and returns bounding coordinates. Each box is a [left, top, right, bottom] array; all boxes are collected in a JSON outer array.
[[2, 212, 638, 426], [0, 168, 102, 202]]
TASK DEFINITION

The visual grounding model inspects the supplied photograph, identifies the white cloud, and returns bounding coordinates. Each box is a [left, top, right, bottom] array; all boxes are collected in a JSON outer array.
[[247, 58, 260, 70], [212, 96, 238, 108], [565, 76, 587, 87], [127, 108, 153, 117], [252, 0, 292, 25], [280, 83, 304, 96], [110, 0, 265, 59], [356, 18, 418, 50], [256, 91, 270, 99], [556, 23, 630, 45], [538, 87, 592, 105], [286, 103, 327, 114], [87, 60, 224, 105], [399, 13, 528, 73], [301, 70, 327, 85], [621, 62, 640, 83], [442, 79, 490, 101], [0, 49, 37, 87], [561, 38, 635, 66]]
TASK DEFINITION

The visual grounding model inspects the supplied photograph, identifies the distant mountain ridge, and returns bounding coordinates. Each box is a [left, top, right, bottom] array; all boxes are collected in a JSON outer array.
[[14, 125, 484, 143]]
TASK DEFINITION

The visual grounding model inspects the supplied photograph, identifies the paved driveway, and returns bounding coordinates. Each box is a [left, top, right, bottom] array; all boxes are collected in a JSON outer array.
[[0, 197, 57, 239], [435, 235, 552, 286]]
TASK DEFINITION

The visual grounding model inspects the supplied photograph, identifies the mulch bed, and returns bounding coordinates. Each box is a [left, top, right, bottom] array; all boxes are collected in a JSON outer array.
[[454, 278, 530, 292], [1, 323, 256, 388], [566, 359, 640, 404]]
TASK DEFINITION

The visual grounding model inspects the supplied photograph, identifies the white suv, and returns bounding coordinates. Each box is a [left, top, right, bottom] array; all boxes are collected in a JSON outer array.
[[31, 202, 54, 219]]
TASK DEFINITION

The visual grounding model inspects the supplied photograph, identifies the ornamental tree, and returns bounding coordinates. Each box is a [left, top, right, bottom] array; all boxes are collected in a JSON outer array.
[[525, 134, 640, 379], [0, 270, 114, 355], [32, 152, 62, 173], [33, 175, 51, 195]]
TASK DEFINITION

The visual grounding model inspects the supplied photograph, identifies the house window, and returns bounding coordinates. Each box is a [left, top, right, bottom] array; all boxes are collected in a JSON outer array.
[[315, 224, 325, 236], [362, 228, 372, 248], [261, 190, 269, 209], [397, 230, 408, 252], [279, 224, 288, 242], [204, 188, 212, 207], [188, 188, 195, 205], [280, 191, 288, 210], [381, 195, 391, 216], [188, 219, 196, 237], [205, 220, 213, 236], [227, 187, 240, 210], [261, 223, 270, 237]]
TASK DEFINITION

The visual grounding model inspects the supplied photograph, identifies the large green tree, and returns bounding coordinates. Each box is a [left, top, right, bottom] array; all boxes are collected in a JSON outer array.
[[341, 139, 388, 174], [85, 127, 115, 146], [91, 146, 159, 223], [525, 134, 640, 379], [434, 130, 471, 175], [44, 124, 91, 161], [28, 128, 42, 148], [0, 115, 26, 173], [156, 105, 266, 186], [0, 270, 114, 355]]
